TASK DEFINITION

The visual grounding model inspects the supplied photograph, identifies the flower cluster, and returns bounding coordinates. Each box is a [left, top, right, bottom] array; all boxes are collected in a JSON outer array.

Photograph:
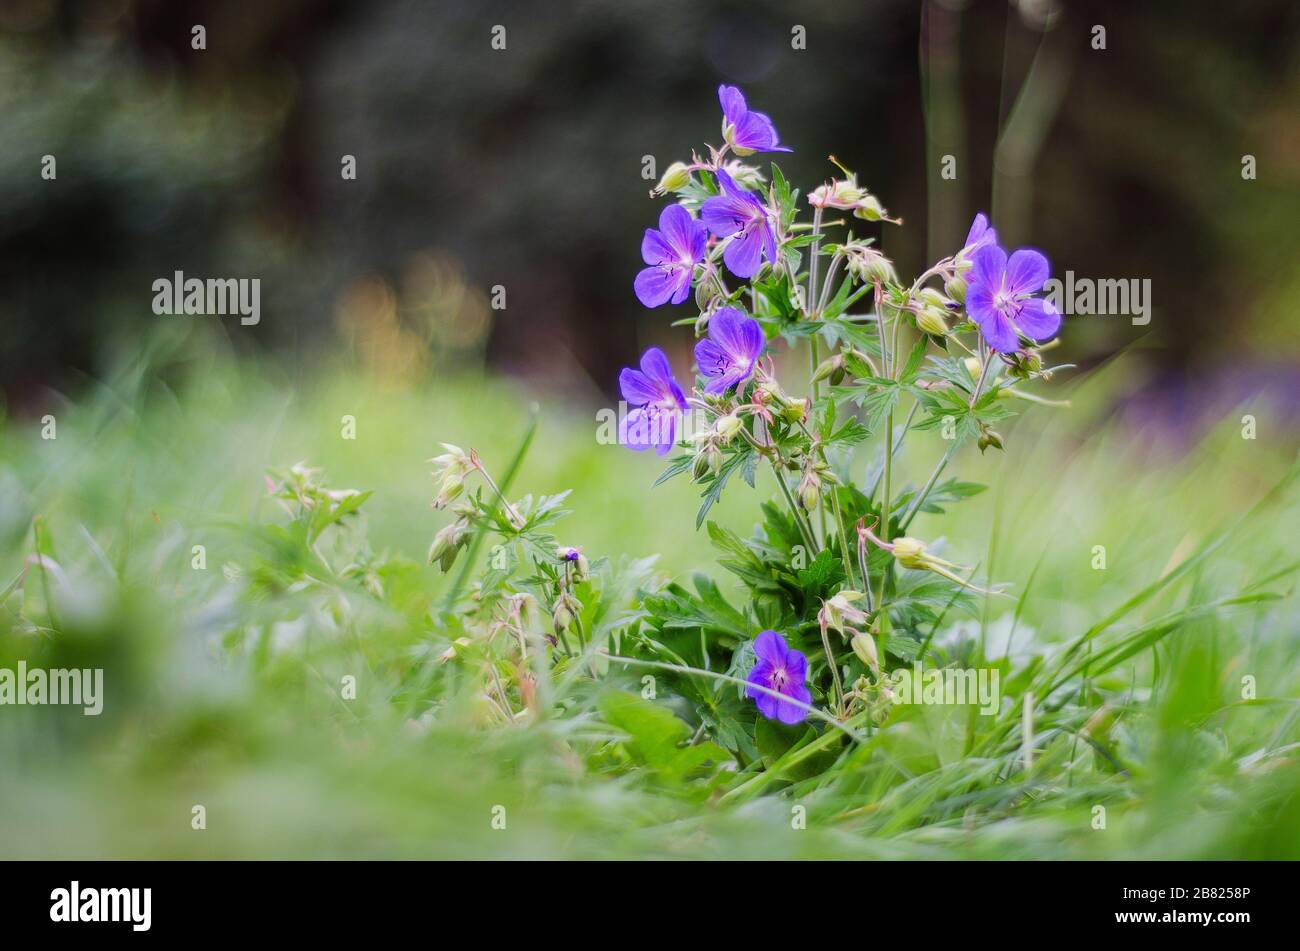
[[615, 84, 1066, 725]]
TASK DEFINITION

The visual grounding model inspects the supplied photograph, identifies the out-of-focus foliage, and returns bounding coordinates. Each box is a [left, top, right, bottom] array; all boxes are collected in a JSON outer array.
[[1, 328, 1296, 858]]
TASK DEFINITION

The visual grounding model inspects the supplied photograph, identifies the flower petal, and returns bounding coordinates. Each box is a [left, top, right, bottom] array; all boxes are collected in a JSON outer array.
[[718, 84, 747, 126], [707, 307, 745, 354], [634, 265, 680, 308], [753, 630, 786, 665], [695, 338, 730, 381], [1005, 248, 1050, 296], [657, 204, 698, 258], [732, 110, 777, 152], [975, 305, 1019, 354], [640, 227, 675, 266], [722, 227, 764, 278], [654, 410, 678, 455], [688, 218, 709, 261], [639, 347, 675, 387], [754, 689, 781, 721], [1013, 296, 1061, 341], [699, 195, 747, 238], [618, 367, 658, 406], [775, 684, 811, 724], [971, 244, 1007, 290], [618, 407, 653, 452], [783, 646, 807, 683]]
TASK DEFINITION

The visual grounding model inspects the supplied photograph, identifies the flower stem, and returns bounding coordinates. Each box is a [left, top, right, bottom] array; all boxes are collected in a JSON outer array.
[[770, 455, 818, 554], [818, 620, 845, 718]]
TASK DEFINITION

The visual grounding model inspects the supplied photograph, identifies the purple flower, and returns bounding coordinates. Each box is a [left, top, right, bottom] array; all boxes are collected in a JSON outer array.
[[634, 204, 708, 308], [719, 85, 792, 155], [618, 347, 688, 455], [966, 244, 1062, 353], [746, 630, 811, 724], [700, 169, 777, 279], [694, 307, 765, 395], [963, 212, 998, 254]]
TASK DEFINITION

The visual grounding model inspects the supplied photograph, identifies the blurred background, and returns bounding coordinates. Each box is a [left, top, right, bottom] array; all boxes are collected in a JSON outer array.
[[2, 0, 1300, 860], [1, 0, 1298, 425]]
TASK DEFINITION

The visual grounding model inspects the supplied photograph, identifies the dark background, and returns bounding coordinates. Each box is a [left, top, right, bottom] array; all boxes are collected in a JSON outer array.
[[1, 0, 1297, 419]]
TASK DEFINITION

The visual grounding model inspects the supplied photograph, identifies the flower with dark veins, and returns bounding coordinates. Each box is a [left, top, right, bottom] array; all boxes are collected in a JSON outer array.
[[962, 212, 998, 255], [746, 630, 811, 724], [718, 85, 792, 156], [700, 169, 777, 279], [965, 244, 1061, 354], [634, 204, 708, 308], [694, 306, 765, 395], [618, 347, 688, 455]]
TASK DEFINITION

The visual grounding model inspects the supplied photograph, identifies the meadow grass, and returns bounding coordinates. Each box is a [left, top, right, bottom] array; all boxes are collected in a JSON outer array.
[[1, 332, 1297, 859]]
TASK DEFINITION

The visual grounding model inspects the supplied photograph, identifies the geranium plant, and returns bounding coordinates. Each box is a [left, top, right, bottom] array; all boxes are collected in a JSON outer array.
[[426, 82, 1068, 777]]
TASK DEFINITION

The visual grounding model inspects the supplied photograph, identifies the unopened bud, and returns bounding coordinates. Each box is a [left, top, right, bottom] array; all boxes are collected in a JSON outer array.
[[916, 307, 948, 337], [852, 193, 889, 222], [722, 160, 766, 191], [891, 536, 927, 568], [429, 517, 470, 571], [715, 413, 743, 442], [812, 353, 845, 385], [695, 280, 720, 313], [552, 601, 573, 634], [977, 427, 1004, 453], [692, 452, 711, 481], [945, 273, 967, 303], [433, 472, 464, 509], [851, 631, 879, 672], [781, 398, 809, 423], [800, 482, 820, 511], [653, 162, 692, 195]]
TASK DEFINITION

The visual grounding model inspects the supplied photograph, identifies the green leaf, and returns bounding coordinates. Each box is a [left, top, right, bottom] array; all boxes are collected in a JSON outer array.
[[599, 691, 731, 781]]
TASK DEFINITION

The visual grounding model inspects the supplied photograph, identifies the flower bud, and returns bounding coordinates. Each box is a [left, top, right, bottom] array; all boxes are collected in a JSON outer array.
[[844, 244, 897, 285], [552, 601, 573, 634], [715, 413, 743, 443], [438, 636, 475, 664], [758, 379, 785, 404], [891, 536, 928, 568], [1002, 348, 1043, 380], [852, 193, 889, 222], [722, 160, 766, 191], [428, 517, 471, 572], [692, 451, 711, 481], [432, 472, 464, 510], [800, 481, 820, 512], [851, 630, 879, 673], [944, 273, 968, 304], [653, 162, 692, 195], [808, 178, 868, 210], [695, 280, 720, 314], [812, 353, 845, 385], [916, 307, 948, 337], [781, 398, 809, 423], [824, 590, 869, 630], [977, 427, 1003, 453]]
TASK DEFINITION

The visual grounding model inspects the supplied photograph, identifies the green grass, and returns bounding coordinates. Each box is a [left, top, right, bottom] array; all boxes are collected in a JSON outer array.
[[2, 331, 1298, 859]]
